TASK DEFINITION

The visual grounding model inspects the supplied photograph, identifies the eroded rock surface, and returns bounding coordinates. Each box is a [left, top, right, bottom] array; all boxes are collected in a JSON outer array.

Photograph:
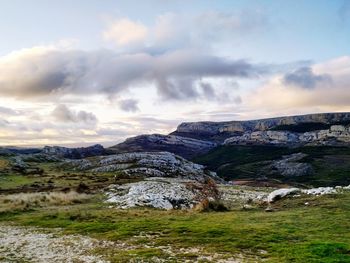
[[106, 177, 219, 210], [270, 153, 313, 177], [65, 151, 220, 182], [224, 125, 350, 146]]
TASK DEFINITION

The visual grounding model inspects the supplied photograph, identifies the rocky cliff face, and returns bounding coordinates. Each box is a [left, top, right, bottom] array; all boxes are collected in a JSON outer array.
[[109, 134, 217, 159], [224, 125, 350, 146], [173, 112, 350, 142]]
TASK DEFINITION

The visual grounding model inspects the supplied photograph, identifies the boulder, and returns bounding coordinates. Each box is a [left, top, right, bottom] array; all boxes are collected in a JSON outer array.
[[267, 188, 300, 203], [106, 177, 218, 210]]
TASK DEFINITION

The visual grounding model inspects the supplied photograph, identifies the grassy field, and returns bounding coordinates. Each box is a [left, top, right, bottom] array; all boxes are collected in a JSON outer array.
[[0, 192, 349, 262]]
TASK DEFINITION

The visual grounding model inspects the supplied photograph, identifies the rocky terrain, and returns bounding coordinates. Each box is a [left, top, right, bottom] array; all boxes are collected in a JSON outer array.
[[0, 225, 112, 263], [224, 124, 350, 146], [64, 151, 219, 182]]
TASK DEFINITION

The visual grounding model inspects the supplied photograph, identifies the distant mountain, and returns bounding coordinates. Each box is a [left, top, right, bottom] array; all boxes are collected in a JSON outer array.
[[109, 134, 216, 159], [110, 113, 350, 159], [171, 112, 350, 143], [42, 144, 109, 159]]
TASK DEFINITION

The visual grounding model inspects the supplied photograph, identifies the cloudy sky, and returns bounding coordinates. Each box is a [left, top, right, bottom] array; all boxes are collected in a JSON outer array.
[[0, 0, 350, 147]]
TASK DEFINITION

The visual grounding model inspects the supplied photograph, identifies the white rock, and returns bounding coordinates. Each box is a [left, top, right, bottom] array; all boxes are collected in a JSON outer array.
[[267, 188, 300, 203], [106, 178, 204, 210]]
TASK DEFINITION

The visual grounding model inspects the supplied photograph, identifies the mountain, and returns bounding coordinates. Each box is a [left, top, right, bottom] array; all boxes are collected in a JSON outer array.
[[42, 144, 109, 159], [171, 112, 350, 143], [109, 134, 216, 159], [110, 113, 350, 159]]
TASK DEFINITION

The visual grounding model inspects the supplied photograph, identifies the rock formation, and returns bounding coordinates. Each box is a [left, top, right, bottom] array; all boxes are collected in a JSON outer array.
[[172, 112, 350, 143], [65, 151, 220, 183], [224, 125, 350, 146], [106, 177, 218, 210], [42, 144, 107, 159]]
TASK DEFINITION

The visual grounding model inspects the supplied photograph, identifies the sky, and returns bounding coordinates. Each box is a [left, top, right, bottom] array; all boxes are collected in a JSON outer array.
[[0, 0, 349, 147]]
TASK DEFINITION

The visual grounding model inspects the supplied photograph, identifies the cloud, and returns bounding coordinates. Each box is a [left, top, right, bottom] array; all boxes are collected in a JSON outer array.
[[249, 57, 350, 112], [102, 18, 148, 46], [0, 106, 20, 116], [283, 67, 332, 89], [0, 46, 262, 101], [51, 104, 97, 124], [119, 99, 139, 112], [103, 10, 268, 52]]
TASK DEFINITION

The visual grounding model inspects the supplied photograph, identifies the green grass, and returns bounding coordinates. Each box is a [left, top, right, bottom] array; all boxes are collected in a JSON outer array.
[[1, 193, 349, 262], [0, 175, 37, 189]]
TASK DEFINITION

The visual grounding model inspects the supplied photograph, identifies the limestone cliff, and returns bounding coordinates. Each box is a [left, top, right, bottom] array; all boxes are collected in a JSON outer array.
[[173, 112, 350, 142]]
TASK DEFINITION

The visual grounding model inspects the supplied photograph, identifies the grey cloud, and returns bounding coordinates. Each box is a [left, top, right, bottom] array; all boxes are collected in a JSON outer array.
[[119, 99, 139, 112], [0, 48, 262, 101], [0, 106, 20, 116], [283, 67, 332, 89], [201, 82, 215, 99], [51, 104, 97, 124]]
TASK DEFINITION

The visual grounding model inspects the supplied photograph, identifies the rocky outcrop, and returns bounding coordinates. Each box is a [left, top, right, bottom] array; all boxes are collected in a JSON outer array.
[[269, 153, 313, 177], [42, 144, 107, 159], [224, 125, 350, 146], [65, 151, 220, 183], [106, 177, 213, 210], [173, 112, 350, 142], [109, 134, 217, 159]]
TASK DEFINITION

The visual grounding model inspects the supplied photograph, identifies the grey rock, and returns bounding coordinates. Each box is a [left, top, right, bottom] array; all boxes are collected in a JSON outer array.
[[106, 177, 219, 210], [270, 153, 313, 177], [42, 144, 106, 159], [224, 125, 350, 146], [65, 151, 221, 183]]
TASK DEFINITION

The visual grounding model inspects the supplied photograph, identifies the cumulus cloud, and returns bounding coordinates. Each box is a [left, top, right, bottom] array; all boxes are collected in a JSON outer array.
[[102, 18, 148, 46], [283, 67, 332, 89], [51, 104, 97, 124], [0, 46, 262, 101], [119, 99, 139, 112]]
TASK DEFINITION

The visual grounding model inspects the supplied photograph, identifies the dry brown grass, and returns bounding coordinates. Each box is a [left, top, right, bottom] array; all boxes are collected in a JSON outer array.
[[0, 191, 93, 212], [0, 159, 9, 169]]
